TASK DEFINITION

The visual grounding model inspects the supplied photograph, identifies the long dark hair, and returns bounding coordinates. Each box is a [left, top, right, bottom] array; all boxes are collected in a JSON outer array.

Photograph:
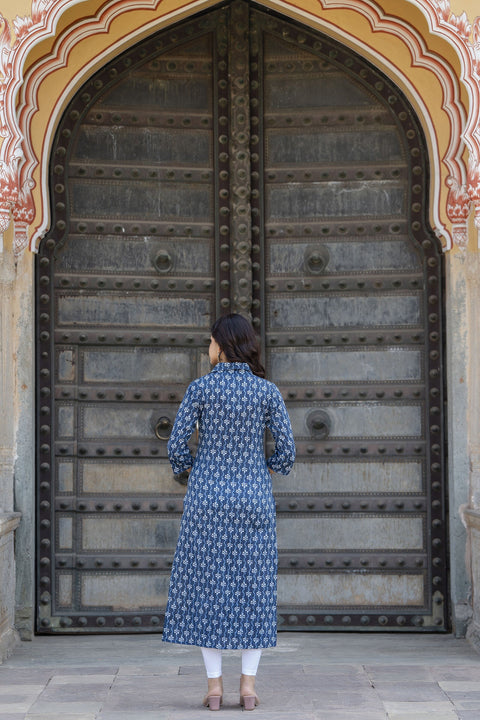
[[211, 314, 265, 378]]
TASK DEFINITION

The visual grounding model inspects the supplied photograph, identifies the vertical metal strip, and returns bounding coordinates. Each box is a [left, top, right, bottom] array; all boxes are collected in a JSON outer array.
[[249, 10, 265, 350], [228, 0, 252, 317], [215, 8, 231, 317]]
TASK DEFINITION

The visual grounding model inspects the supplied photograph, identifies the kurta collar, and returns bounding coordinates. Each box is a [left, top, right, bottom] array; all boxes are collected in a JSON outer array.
[[210, 361, 251, 374]]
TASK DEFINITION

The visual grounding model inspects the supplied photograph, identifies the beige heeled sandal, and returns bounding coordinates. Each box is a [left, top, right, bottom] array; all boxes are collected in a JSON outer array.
[[203, 694, 222, 711], [240, 694, 259, 710]]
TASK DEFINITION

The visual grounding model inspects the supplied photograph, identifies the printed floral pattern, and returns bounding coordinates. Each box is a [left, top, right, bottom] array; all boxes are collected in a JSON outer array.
[[162, 362, 296, 649]]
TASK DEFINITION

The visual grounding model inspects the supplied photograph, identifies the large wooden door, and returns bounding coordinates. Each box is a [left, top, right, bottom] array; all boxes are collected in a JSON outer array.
[[36, 1, 447, 633]]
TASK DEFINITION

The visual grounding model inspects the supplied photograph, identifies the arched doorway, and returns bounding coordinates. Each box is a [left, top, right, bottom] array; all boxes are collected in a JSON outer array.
[[36, 0, 447, 633]]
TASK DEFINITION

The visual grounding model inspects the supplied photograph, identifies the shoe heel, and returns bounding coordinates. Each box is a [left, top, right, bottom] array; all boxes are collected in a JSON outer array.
[[241, 695, 256, 711], [207, 695, 221, 711]]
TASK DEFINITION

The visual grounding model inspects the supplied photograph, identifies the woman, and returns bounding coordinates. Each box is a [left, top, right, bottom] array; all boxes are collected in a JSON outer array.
[[163, 313, 295, 711]]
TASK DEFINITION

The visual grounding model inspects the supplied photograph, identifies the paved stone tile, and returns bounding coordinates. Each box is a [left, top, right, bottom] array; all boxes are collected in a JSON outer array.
[[302, 674, 372, 691], [311, 691, 384, 712], [383, 701, 459, 719], [26, 715, 96, 720], [373, 681, 449, 701], [97, 713, 171, 720], [440, 682, 480, 692], [101, 675, 203, 712], [386, 714, 458, 720], [0, 685, 44, 697], [34, 682, 111, 702], [28, 700, 104, 714], [311, 713, 387, 720], [2, 634, 480, 719], [365, 665, 435, 682], [453, 702, 480, 711], [48, 674, 115, 685], [14, 666, 118, 676], [0, 703, 34, 713], [441, 693, 480, 710], [303, 663, 367, 675], [433, 666, 480, 679], [116, 664, 178, 676], [0, 669, 54, 684]]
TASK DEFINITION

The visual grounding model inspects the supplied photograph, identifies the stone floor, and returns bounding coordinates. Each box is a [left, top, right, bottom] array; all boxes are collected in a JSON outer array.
[[0, 633, 480, 719]]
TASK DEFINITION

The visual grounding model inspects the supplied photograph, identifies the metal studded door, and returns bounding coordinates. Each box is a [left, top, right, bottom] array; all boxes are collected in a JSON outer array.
[[249, 8, 446, 631], [36, 1, 447, 633], [36, 11, 230, 632]]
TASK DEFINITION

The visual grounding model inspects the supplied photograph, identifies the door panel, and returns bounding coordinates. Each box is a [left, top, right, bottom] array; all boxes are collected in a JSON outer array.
[[36, 1, 447, 633], [37, 11, 227, 631], [251, 6, 445, 630]]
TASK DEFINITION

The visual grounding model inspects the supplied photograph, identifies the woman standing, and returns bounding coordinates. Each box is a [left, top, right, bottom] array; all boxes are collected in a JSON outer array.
[[163, 313, 295, 711]]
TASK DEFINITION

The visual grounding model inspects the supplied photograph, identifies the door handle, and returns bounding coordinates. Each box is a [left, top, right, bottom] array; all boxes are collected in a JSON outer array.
[[307, 410, 331, 439], [154, 416, 173, 440], [305, 245, 330, 274], [153, 249, 173, 273]]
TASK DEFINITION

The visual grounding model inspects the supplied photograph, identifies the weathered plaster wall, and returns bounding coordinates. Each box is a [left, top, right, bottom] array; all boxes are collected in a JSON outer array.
[[12, 242, 35, 641], [0, 225, 23, 657], [446, 246, 472, 635], [464, 247, 480, 648]]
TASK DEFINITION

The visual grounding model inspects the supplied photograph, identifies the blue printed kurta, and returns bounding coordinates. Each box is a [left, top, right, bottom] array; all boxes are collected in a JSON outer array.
[[162, 361, 296, 649]]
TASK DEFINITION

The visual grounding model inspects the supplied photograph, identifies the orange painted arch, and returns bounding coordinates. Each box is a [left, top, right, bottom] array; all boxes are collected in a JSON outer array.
[[3, 0, 479, 252]]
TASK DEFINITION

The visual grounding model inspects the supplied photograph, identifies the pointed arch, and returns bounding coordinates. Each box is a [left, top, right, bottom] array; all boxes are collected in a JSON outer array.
[[0, 0, 477, 252]]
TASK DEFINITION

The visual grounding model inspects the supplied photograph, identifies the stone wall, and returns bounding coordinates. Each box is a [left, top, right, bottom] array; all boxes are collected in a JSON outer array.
[[465, 250, 480, 648], [0, 235, 22, 660], [0, 513, 21, 661]]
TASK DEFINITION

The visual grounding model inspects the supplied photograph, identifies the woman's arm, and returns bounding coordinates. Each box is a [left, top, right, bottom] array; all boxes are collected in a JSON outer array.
[[266, 385, 296, 475], [167, 382, 202, 474]]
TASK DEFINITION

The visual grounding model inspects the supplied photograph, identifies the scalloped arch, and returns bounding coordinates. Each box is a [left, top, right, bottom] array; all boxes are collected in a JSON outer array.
[[0, 0, 478, 253]]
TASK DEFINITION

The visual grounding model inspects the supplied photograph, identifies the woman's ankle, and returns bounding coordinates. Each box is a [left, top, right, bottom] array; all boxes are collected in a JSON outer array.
[[207, 676, 223, 695], [240, 673, 256, 693]]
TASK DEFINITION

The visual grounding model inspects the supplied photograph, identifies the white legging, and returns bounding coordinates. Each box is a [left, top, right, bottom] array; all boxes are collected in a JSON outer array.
[[201, 647, 262, 679]]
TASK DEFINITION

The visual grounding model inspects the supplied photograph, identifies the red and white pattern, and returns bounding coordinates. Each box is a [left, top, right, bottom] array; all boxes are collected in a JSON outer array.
[[0, 0, 479, 254]]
